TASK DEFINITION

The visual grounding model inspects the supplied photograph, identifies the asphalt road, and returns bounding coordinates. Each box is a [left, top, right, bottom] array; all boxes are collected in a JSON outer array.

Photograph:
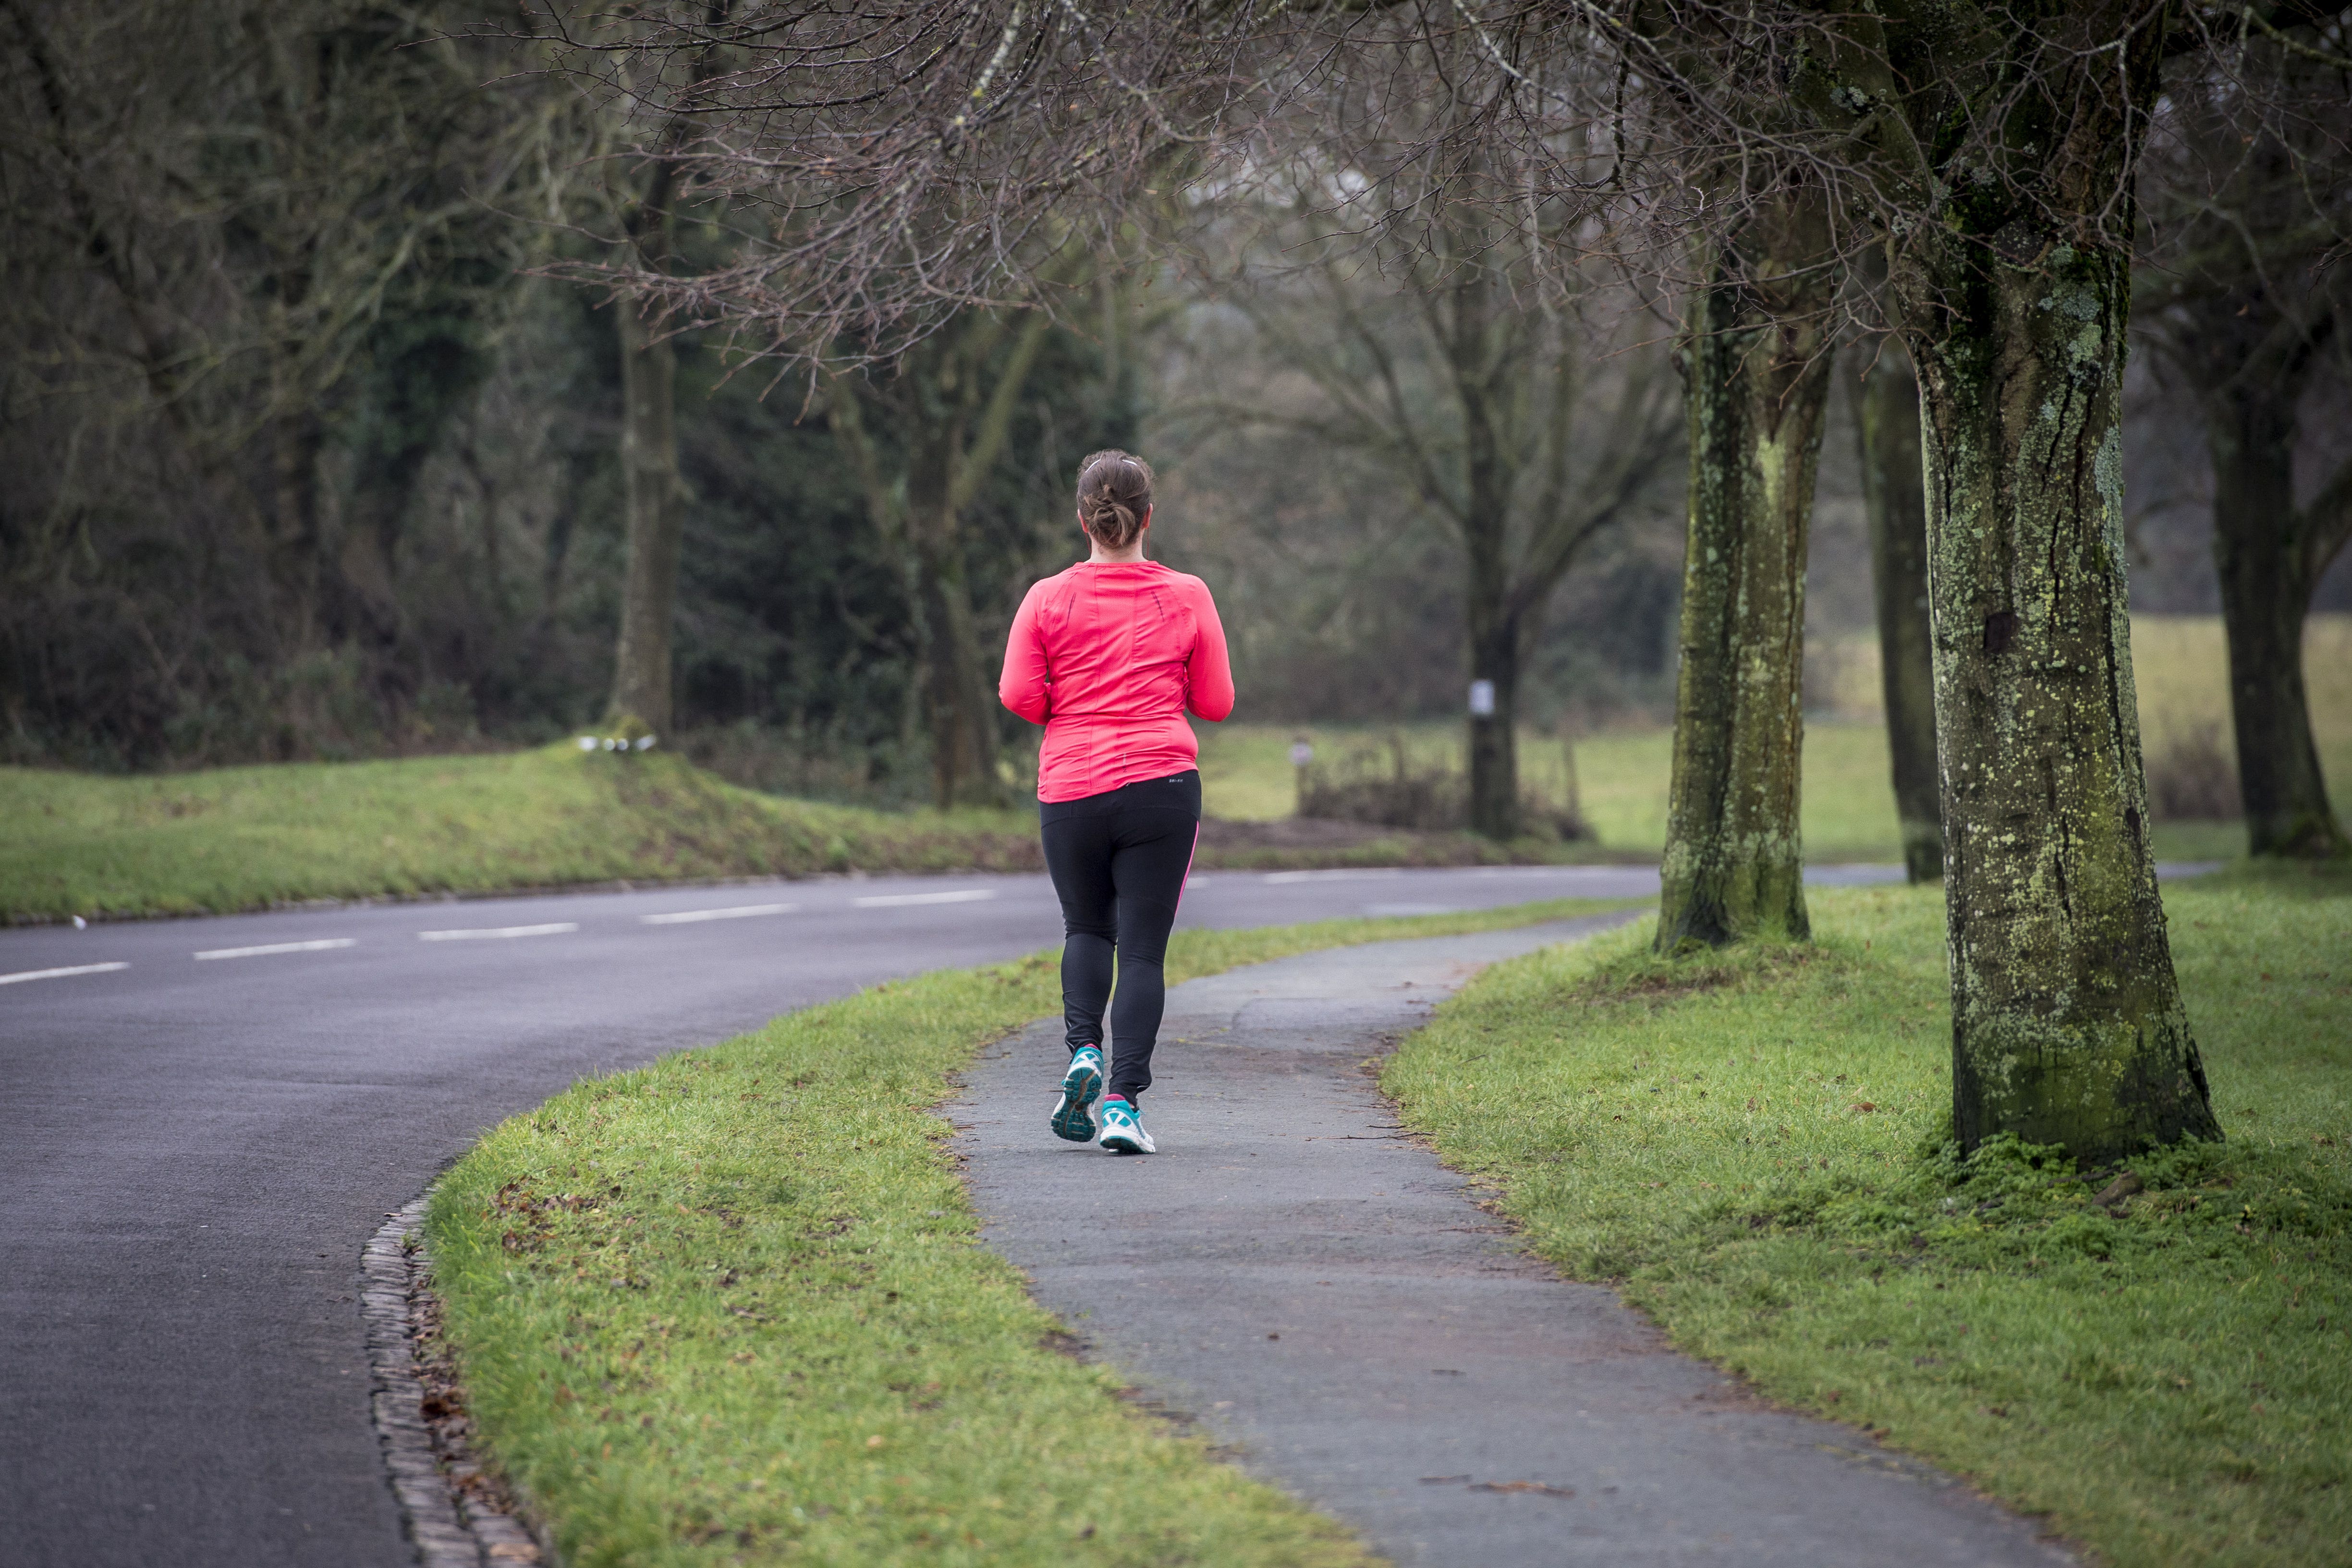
[[0, 860, 1895, 1568]]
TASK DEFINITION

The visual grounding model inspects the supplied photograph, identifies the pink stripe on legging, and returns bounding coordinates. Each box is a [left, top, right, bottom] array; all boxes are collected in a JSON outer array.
[[1174, 822, 1201, 915]]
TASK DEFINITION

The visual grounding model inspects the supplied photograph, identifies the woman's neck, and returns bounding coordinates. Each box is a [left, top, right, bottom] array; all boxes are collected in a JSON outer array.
[[1086, 545, 1147, 564]]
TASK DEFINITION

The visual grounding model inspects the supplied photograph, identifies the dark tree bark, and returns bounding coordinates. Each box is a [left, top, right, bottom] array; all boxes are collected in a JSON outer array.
[[604, 15, 735, 739], [608, 272, 684, 735], [1898, 232, 2218, 1158], [2207, 374, 2352, 860], [606, 159, 684, 736], [1464, 512, 1521, 839], [902, 415, 1007, 814], [1854, 343, 1942, 883], [1656, 194, 1836, 951], [2137, 27, 2352, 862], [1783, 0, 2228, 1163], [1891, 154, 2221, 1159]]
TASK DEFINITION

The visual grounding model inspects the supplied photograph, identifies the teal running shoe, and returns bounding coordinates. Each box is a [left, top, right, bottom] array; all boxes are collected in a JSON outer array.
[[1098, 1096, 1156, 1155], [1050, 1047, 1104, 1143]]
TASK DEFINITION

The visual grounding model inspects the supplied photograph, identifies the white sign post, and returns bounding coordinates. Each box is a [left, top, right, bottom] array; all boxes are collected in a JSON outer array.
[[1468, 680, 1496, 718]]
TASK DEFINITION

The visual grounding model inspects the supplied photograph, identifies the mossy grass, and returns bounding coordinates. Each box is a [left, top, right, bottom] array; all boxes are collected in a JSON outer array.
[[1384, 869, 2352, 1568], [424, 897, 1634, 1568]]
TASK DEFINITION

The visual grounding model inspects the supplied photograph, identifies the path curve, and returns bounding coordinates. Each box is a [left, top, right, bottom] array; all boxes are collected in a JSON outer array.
[[954, 920, 2073, 1567]]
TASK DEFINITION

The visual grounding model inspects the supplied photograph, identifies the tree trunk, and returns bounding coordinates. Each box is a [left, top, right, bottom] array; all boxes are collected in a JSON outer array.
[[1656, 207, 1835, 951], [1465, 511, 1521, 839], [912, 500, 1003, 811], [1893, 237, 2221, 1162], [268, 403, 328, 659], [1856, 344, 1943, 883], [607, 286, 683, 736], [2208, 383, 2350, 860]]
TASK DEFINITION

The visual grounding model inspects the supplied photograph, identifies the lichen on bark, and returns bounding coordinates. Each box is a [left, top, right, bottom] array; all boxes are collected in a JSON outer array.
[[1894, 232, 2221, 1161], [1657, 196, 1836, 952]]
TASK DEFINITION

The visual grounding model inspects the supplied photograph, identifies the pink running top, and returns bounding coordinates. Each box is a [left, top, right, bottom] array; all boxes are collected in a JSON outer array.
[[999, 560, 1236, 803]]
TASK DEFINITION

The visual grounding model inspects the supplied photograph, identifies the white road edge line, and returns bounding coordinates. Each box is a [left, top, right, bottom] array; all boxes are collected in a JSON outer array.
[[1, 961, 130, 986], [639, 903, 799, 925], [851, 889, 996, 908], [194, 938, 358, 961], [417, 923, 579, 942]]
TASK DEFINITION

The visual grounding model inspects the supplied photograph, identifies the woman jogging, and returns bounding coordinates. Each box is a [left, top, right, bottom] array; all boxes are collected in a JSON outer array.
[[999, 450, 1234, 1155]]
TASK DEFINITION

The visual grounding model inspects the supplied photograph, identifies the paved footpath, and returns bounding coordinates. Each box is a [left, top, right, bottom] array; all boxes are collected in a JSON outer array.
[[953, 918, 2074, 1568]]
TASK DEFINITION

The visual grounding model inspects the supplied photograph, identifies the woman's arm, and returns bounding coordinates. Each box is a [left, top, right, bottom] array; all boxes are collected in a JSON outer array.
[[999, 583, 1052, 724], [1184, 582, 1235, 722]]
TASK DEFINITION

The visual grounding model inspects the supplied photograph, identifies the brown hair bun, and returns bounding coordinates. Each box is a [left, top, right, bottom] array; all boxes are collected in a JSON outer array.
[[1077, 450, 1154, 551]]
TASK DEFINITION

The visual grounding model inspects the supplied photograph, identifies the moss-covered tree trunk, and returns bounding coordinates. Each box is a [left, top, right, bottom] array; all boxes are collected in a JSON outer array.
[[1855, 344, 1942, 883], [2207, 381, 2351, 860], [1656, 201, 1836, 952], [1893, 236, 2221, 1161], [607, 169, 682, 738]]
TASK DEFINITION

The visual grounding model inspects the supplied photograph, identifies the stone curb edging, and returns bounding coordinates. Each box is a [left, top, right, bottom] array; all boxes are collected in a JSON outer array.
[[363, 1199, 554, 1567]]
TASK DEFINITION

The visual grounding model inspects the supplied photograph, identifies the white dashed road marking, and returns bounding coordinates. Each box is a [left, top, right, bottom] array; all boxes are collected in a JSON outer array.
[[417, 923, 579, 942], [1, 961, 130, 986], [194, 938, 358, 961], [639, 903, 799, 925], [1261, 868, 1404, 884], [851, 889, 997, 908]]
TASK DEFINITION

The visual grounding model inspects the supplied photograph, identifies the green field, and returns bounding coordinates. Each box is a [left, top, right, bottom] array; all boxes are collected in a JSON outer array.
[[1197, 720, 1908, 859], [1199, 615, 2352, 863], [423, 899, 1634, 1568], [1386, 866, 2352, 1568], [8, 615, 2341, 922]]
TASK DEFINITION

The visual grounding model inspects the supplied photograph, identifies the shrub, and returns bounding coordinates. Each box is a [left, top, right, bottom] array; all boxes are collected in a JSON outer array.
[[1298, 732, 1590, 839], [2146, 722, 2241, 821]]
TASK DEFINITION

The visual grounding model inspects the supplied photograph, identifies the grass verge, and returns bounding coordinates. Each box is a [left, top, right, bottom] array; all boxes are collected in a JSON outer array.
[[1, 746, 1047, 924], [1384, 868, 2352, 1568], [423, 896, 1635, 1568]]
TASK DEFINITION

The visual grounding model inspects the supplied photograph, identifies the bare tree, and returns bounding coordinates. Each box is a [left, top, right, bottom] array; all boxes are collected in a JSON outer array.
[[2140, 29, 2352, 860], [1, 0, 567, 758], [533, 2, 1275, 365], [825, 302, 1064, 808], [1186, 129, 1679, 836]]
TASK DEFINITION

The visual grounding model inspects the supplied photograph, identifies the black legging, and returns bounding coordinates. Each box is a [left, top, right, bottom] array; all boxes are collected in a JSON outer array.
[[1040, 770, 1202, 1103]]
